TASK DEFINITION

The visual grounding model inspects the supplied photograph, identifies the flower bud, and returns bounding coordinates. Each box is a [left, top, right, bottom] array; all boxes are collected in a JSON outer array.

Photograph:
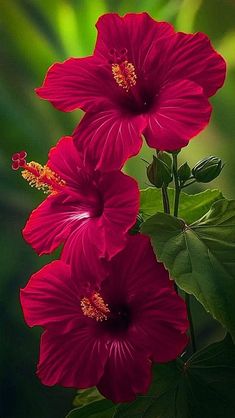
[[157, 151, 172, 169], [147, 155, 172, 188], [178, 162, 191, 183], [192, 156, 223, 183]]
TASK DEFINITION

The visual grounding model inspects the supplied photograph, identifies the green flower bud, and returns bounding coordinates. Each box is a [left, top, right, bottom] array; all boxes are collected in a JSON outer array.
[[157, 151, 172, 169], [147, 155, 172, 188], [192, 156, 223, 183], [178, 162, 191, 183]]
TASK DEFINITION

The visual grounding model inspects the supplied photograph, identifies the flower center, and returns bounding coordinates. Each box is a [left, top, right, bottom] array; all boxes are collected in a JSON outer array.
[[109, 48, 137, 92], [81, 292, 110, 322], [103, 303, 132, 333], [112, 61, 137, 91], [81, 291, 132, 332], [12, 151, 65, 194]]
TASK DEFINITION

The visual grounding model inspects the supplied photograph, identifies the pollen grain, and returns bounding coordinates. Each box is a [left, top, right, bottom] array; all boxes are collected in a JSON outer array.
[[81, 292, 110, 322], [21, 161, 65, 194], [112, 60, 137, 91]]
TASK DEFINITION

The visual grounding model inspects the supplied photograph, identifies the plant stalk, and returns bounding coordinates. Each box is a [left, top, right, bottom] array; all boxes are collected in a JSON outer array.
[[171, 153, 183, 294], [161, 186, 170, 214], [185, 293, 196, 353], [172, 153, 196, 352], [172, 153, 181, 217], [181, 179, 196, 189]]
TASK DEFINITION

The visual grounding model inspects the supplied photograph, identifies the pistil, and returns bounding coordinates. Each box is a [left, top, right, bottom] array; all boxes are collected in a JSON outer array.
[[109, 47, 137, 92], [112, 61, 137, 92], [12, 151, 65, 194], [81, 292, 110, 322]]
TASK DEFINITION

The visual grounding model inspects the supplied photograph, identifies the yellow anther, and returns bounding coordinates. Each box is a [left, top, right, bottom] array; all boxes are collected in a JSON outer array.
[[112, 61, 137, 91], [81, 292, 110, 322], [21, 161, 65, 194]]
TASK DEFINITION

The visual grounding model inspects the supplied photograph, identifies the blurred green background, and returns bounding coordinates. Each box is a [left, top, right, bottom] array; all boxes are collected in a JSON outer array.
[[1, 0, 235, 417]]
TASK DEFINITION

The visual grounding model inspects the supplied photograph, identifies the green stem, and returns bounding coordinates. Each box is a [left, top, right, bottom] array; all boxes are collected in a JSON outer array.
[[172, 152, 197, 352], [161, 186, 170, 214], [172, 152, 181, 295], [172, 153, 181, 217], [162, 184, 177, 293], [182, 179, 196, 189], [185, 293, 196, 353]]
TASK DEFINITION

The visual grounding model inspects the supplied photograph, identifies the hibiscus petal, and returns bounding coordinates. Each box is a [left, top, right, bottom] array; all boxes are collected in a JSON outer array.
[[97, 339, 152, 403], [94, 13, 174, 74], [47, 136, 83, 187], [47, 135, 103, 204], [95, 171, 139, 259], [63, 171, 139, 264], [144, 79, 212, 151], [151, 31, 226, 97], [37, 330, 108, 388], [102, 234, 170, 304], [20, 261, 83, 333], [74, 110, 146, 171], [99, 235, 188, 363], [132, 287, 189, 362], [35, 56, 113, 112], [62, 172, 140, 288], [22, 193, 90, 255], [61, 219, 109, 291]]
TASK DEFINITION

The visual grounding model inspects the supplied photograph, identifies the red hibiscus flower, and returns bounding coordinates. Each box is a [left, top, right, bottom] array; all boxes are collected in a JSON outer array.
[[18, 136, 139, 283], [36, 13, 226, 171], [20, 234, 188, 403]]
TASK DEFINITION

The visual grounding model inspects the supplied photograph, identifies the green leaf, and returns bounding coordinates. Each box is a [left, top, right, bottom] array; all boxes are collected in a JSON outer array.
[[73, 388, 104, 408], [140, 187, 223, 223], [114, 335, 235, 418], [66, 399, 115, 418], [141, 199, 235, 340]]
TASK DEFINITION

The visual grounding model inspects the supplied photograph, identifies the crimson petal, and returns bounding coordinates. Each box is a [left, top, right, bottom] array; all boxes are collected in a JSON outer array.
[[94, 13, 174, 74], [61, 219, 109, 290], [20, 261, 83, 333], [37, 330, 108, 388], [22, 193, 90, 255], [97, 339, 152, 403], [150, 31, 226, 97], [96, 170, 139, 258], [64, 170, 139, 264], [35, 56, 113, 113], [100, 235, 188, 363], [144, 79, 212, 151], [103, 234, 171, 302], [47, 136, 83, 187], [132, 287, 189, 362], [74, 110, 146, 171], [62, 171, 139, 287]]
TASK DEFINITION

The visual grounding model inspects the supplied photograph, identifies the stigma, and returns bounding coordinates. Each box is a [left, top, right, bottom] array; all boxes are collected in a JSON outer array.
[[81, 292, 110, 322], [12, 151, 65, 194], [109, 48, 137, 92]]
